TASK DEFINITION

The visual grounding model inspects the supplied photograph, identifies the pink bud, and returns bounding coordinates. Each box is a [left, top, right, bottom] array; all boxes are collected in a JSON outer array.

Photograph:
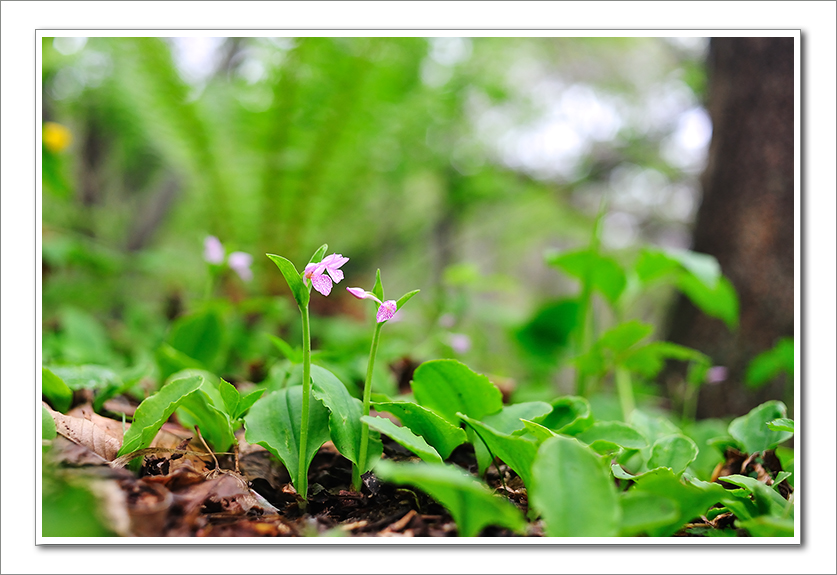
[[228, 252, 253, 282], [346, 287, 369, 299], [203, 236, 225, 264]]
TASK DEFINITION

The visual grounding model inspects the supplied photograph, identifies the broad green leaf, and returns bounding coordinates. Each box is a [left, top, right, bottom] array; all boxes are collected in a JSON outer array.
[[618, 491, 680, 536], [394, 289, 420, 312], [519, 419, 557, 444], [267, 254, 309, 309], [42, 367, 73, 413], [177, 389, 235, 452], [236, 388, 265, 420], [530, 436, 621, 537], [167, 308, 224, 368], [681, 419, 730, 481], [665, 249, 722, 288], [459, 414, 538, 488], [677, 274, 739, 330], [775, 446, 794, 488], [372, 401, 466, 459], [118, 375, 203, 456], [547, 249, 627, 304], [244, 387, 330, 492], [746, 338, 794, 389], [728, 400, 793, 453], [56, 307, 114, 365], [577, 421, 647, 452], [372, 268, 384, 302], [43, 405, 58, 440], [599, 320, 654, 352], [219, 379, 240, 418], [718, 474, 791, 518], [514, 299, 580, 360], [630, 468, 726, 536], [647, 435, 699, 476], [47, 364, 122, 391], [309, 364, 382, 472], [540, 396, 593, 435], [767, 418, 794, 433], [736, 515, 794, 537], [481, 401, 552, 435], [630, 410, 682, 445], [361, 416, 442, 463], [411, 359, 503, 426], [374, 460, 526, 537], [621, 341, 708, 379]]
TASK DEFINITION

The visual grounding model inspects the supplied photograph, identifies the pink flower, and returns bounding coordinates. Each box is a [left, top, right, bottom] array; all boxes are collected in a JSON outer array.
[[204, 236, 225, 264], [228, 251, 253, 282], [346, 287, 397, 323], [304, 253, 349, 296], [449, 333, 471, 354]]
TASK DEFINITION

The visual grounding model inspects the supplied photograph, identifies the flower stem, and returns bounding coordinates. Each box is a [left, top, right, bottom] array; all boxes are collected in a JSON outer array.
[[615, 366, 635, 422], [298, 304, 312, 503], [353, 321, 383, 491]]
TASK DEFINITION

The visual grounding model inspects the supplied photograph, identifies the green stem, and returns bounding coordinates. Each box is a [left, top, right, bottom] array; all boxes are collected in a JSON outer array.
[[353, 321, 383, 491], [575, 285, 593, 397], [298, 304, 312, 502], [615, 367, 635, 422]]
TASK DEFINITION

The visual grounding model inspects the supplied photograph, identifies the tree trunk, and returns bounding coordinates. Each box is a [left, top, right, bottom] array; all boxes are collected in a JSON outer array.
[[664, 37, 795, 419]]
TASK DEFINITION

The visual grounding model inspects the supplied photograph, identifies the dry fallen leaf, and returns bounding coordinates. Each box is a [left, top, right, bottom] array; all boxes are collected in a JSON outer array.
[[45, 402, 125, 461]]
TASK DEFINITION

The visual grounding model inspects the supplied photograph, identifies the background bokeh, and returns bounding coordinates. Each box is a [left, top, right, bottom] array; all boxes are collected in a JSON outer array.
[[41, 36, 715, 404]]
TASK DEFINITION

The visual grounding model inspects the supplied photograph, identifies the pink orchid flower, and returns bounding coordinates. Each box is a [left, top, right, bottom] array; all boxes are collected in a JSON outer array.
[[346, 287, 397, 323], [203, 235, 225, 264], [228, 251, 254, 282], [304, 253, 349, 296]]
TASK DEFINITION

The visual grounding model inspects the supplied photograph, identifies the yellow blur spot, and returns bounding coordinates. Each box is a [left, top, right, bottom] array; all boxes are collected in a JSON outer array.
[[43, 122, 72, 153]]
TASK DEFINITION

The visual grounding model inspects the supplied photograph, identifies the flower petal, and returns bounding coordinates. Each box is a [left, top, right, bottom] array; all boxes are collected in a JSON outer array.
[[376, 300, 397, 323], [326, 266, 344, 283], [311, 273, 333, 296], [228, 251, 253, 282], [346, 287, 369, 299], [203, 236, 225, 264]]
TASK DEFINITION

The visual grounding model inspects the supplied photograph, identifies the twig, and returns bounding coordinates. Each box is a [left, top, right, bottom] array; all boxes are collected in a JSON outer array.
[[195, 425, 220, 471]]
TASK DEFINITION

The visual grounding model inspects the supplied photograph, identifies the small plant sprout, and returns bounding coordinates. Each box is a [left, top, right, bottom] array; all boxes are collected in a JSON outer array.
[[347, 270, 419, 491], [265, 245, 344, 502]]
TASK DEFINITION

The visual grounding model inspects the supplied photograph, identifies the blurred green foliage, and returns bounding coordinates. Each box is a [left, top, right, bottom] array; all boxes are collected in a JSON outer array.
[[42, 36, 711, 400]]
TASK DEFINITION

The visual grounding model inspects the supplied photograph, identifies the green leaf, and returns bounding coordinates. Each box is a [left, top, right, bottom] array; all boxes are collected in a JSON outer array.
[[647, 434, 699, 476], [307, 244, 328, 267], [394, 289, 420, 312], [767, 418, 794, 433], [361, 416, 442, 463], [514, 299, 580, 360], [47, 364, 122, 391], [43, 405, 58, 440], [374, 460, 526, 537], [118, 374, 203, 456], [539, 396, 593, 435], [411, 359, 503, 426], [618, 491, 680, 536], [728, 400, 793, 453], [219, 379, 240, 419], [519, 420, 557, 444], [167, 308, 224, 368], [577, 421, 648, 452], [267, 253, 309, 309], [244, 387, 331, 492], [481, 401, 552, 435], [42, 367, 73, 413], [309, 364, 382, 473], [459, 414, 539, 488], [268, 334, 302, 363], [745, 338, 794, 389], [155, 342, 205, 380], [372, 401, 466, 459], [630, 468, 727, 536], [530, 436, 621, 537], [718, 474, 791, 518], [547, 249, 627, 304], [677, 274, 739, 330], [736, 515, 794, 537], [621, 342, 708, 379], [372, 268, 384, 302], [177, 388, 235, 452], [236, 388, 265, 420]]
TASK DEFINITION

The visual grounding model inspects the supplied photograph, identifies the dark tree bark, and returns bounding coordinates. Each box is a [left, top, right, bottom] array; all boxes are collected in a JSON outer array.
[[664, 37, 795, 419]]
